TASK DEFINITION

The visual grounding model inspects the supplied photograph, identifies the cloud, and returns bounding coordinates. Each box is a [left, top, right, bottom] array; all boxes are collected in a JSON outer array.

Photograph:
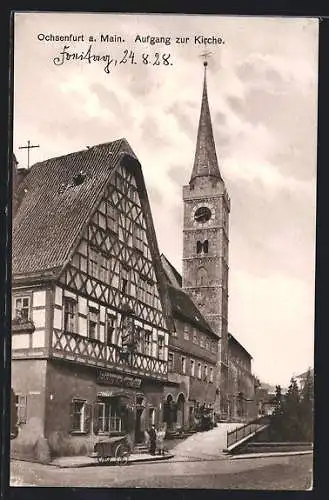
[[13, 13, 318, 386]]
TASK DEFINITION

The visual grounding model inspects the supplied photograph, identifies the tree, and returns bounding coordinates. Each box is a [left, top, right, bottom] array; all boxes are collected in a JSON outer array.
[[299, 369, 314, 441], [281, 377, 302, 441], [270, 385, 284, 439]]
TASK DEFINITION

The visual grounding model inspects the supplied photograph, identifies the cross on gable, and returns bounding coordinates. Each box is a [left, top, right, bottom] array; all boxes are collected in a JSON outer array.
[[18, 140, 40, 169]]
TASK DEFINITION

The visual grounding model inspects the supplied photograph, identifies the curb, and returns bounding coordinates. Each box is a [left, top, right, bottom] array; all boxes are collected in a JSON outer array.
[[51, 453, 174, 468], [229, 450, 313, 460]]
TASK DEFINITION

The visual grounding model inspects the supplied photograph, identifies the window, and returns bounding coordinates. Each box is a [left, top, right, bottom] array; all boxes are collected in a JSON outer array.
[[193, 329, 197, 344], [121, 266, 130, 295], [204, 365, 208, 380], [210, 367, 214, 383], [183, 325, 189, 340], [14, 297, 30, 321], [99, 255, 109, 283], [134, 224, 144, 253], [158, 336, 164, 360], [106, 314, 116, 345], [196, 240, 209, 254], [205, 339, 210, 351], [168, 352, 174, 372], [70, 399, 90, 433], [181, 356, 186, 374], [89, 248, 99, 279], [190, 359, 195, 377], [197, 363, 202, 379], [200, 336, 205, 348], [107, 203, 118, 233], [88, 307, 99, 339], [196, 267, 208, 286], [96, 398, 122, 433], [138, 277, 147, 303], [64, 297, 77, 334], [144, 331, 152, 357], [15, 394, 27, 424], [211, 341, 216, 353]]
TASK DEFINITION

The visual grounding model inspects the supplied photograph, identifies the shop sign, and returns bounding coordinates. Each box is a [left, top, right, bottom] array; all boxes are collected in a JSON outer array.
[[97, 369, 142, 388]]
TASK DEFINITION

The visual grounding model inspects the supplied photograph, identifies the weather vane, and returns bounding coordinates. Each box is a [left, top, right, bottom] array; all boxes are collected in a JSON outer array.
[[200, 51, 213, 67]]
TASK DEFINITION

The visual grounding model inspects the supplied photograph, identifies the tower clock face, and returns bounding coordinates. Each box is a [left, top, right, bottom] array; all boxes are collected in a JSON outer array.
[[191, 203, 215, 226]]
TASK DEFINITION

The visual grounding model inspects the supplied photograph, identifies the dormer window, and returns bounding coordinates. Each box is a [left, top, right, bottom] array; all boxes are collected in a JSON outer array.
[[73, 171, 86, 186]]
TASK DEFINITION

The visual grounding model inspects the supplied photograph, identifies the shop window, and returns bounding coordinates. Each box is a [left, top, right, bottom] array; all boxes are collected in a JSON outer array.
[[70, 399, 90, 433], [63, 297, 77, 334], [168, 352, 174, 372], [14, 296, 31, 322], [15, 394, 27, 424], [88, 307, 99, 340], [95, 398, 122, 433]]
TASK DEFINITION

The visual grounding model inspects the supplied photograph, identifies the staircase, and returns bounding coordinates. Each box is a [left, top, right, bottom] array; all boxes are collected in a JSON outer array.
[[133, 442, 150, 454], [224, 415, 271, 454]]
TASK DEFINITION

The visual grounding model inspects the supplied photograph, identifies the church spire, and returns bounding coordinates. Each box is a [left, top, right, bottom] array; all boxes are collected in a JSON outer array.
[[190, 59, 222, 183]]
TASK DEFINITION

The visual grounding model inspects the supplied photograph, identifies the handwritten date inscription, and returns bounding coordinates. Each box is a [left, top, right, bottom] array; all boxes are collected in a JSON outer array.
[[53, 45, 173, 73]]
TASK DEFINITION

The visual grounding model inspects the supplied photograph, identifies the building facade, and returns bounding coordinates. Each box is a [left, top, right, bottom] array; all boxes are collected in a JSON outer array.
[[11, 141, 177, 462], [227, 333, 257, 421], [182, 61, 230, 418], [161, 254, 218, 431]]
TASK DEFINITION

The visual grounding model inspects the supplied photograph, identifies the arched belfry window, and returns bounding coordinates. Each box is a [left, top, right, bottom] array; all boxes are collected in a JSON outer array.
[[196, 240, 209, 254], [197, 267, 208, 286]]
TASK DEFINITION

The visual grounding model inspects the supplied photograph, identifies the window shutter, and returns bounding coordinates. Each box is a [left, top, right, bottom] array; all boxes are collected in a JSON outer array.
[[69, 401, 75, 432], [84, 403, 92, 434], [22, 395, 27, 423], [93, 402, 102, 435]]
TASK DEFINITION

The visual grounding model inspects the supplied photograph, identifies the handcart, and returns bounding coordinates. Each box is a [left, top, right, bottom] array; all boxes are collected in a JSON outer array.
[[94, 435, 131, 466]]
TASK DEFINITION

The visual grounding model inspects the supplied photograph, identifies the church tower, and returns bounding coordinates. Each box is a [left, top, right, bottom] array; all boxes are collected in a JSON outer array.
[[182, 59, 230, 418]]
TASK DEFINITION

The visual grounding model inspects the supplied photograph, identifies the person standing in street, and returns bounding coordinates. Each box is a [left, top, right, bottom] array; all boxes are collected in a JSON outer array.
[[156, 423, 167, 455], [148, 424, 157, 455]]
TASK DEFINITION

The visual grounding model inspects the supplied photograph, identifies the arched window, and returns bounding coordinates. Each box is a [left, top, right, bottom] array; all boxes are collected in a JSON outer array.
[[196, 267, 208, 286], [196, 240, 209, 254]]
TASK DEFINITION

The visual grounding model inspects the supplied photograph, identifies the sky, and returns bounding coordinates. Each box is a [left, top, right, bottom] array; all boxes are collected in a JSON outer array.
[[13, 13, 318, 388]]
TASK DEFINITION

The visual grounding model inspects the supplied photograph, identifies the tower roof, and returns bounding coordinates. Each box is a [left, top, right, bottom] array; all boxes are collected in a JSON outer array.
[[190, 61, 222, 183]]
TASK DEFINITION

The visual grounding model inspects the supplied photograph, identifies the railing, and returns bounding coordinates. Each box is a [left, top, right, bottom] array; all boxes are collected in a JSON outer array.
[[51, 329, 167, 379], [226, 415, 271, 449]]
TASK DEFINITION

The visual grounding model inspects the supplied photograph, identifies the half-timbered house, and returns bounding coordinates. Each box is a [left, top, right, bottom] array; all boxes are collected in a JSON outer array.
[[11, 140, 175, 462]]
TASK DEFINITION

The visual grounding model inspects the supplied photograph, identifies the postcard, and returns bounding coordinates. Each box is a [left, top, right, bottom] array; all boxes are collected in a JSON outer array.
[[10, 12, 317, 489]]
